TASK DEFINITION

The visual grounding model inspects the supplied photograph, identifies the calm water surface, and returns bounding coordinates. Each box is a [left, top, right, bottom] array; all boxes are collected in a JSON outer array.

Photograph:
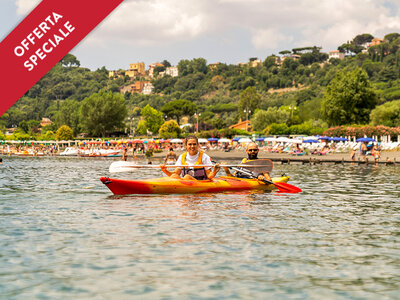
[[0, 156, 399, 299]]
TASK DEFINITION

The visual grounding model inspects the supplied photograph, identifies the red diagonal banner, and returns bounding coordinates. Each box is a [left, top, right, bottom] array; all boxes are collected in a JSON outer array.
[[0, 0, 124, 116]]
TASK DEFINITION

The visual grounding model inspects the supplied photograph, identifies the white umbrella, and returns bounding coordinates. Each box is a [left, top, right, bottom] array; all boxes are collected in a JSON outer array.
[[170, 138, 183, 143], [198, 138, 208, 143], [218, 138, 231, 143], [264, 137, 278, 142], [290, 139, 303, 144], [238, 137, 253, 143], [276, 137, 291, 143]]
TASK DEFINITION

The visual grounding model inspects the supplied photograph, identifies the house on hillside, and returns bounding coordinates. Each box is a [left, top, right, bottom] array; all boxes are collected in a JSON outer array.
[[142, 82, 154, 95], [40, 118, 52, 127], [148, 62, 164, 78], [329, 50, 345, 60], [120, 81, 150, 94], [126, 62, 146, 78], [229, 120, 252, 132]]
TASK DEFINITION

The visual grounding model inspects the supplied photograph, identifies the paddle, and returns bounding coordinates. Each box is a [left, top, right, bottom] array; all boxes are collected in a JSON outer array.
[[228, 165, 302, 193], [109, 160, 275, 173]]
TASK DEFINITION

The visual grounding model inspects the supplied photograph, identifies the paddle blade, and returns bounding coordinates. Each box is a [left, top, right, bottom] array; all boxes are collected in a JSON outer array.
[[242, 159, 273, 174], [273, 182, 302, 193]]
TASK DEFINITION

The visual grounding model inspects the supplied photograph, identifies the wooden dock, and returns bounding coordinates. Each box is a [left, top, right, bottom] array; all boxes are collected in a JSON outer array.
[[268, 156, 397, 166]]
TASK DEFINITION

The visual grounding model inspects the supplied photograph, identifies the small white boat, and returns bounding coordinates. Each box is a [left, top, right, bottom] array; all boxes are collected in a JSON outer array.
[[59, 147, 79, 156]]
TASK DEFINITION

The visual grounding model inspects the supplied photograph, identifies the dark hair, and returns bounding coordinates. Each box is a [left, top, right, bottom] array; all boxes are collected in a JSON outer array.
[[169, 147, 173, 151], [185, 135, 198, 145]]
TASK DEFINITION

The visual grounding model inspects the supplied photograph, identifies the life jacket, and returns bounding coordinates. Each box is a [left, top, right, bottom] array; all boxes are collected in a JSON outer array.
[[180, 151, 208, 180], [235, 158, 257, 178]]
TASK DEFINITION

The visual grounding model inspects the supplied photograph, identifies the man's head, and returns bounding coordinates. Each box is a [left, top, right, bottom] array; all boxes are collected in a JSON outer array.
[[246, 142, 259, 160]]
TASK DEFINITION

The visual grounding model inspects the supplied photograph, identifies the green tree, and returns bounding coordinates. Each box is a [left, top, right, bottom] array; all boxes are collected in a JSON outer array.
[[370, 100, 400, 127], [251, 108, 290, 131], [55, 99, 81, 134], [135, 120, 147, 135], [60, 54, 80, 67], [322, 68, 378, 126], [141, 104, 164, 135], [264, 123, 289, 135], [41, 130, 55, 140], [238, 87, 261, 119], [158, 120, 182, 138], [18, 120, 29, 133], [55, 125, 74, 140], [161, 99, 197, 124], [80, 91, 127, 137]]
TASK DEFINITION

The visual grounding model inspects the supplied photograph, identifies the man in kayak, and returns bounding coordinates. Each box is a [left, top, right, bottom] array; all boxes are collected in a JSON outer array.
[[161, 135, 220, 180], [224, 142, 272, 181]]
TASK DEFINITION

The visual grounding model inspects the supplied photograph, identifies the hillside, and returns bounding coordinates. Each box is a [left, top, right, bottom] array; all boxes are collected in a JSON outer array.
[[1, 33, 400, 138]]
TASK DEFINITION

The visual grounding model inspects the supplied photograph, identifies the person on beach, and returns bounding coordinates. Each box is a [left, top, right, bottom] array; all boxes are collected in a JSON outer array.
[[164, 147, 177, 165], [360, 142, 367, 161], [223, 142, 272, 181], [160, 135, 220, 180], [122, 147, 128, 161], [350, 149, 356, 161]]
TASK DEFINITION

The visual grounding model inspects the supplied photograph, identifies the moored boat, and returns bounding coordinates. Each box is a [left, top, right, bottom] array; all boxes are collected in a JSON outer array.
[[100, 175, 290, 195]]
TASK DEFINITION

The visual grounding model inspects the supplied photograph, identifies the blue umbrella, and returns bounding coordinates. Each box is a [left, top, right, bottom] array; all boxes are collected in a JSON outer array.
[[255, 137, 265, 141], [318, 136, 331, 141], [303, 139, 319, 143], [337, 137, 349, 141], [207, 137, 219, 142], [356, 137, 375, 142], [232, 137, 240, 141]]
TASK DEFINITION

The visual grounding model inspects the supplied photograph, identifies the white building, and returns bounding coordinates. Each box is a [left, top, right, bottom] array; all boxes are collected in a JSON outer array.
[[165, 66, 178, 77], [329, 50, 345, 60], [142, 82, 154, 95]]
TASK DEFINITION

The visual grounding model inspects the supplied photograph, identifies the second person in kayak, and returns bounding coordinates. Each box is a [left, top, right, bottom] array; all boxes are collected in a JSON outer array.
[[161, 135, 220, 180]]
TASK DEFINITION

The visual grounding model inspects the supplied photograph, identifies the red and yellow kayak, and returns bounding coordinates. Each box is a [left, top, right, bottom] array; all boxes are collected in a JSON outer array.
[[100, 175, 290, 195]]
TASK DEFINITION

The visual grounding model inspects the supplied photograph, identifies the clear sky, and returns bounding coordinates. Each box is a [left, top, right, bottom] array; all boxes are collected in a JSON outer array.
[[1, 0, 400, 70]]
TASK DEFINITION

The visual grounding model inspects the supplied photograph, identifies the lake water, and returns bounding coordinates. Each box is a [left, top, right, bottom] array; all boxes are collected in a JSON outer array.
[[0, 156, 399, 299]]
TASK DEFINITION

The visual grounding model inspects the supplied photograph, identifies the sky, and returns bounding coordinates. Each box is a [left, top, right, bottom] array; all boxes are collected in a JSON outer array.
[[1, 0, 400, 71]]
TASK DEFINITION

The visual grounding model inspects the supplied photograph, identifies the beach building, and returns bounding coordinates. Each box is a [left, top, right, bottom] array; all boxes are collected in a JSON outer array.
[[229, 120, 252, 132]]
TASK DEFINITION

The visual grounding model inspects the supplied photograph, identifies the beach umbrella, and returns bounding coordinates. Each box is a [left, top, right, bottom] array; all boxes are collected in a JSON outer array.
[[207, 137, 219, 142], [255, 137, 265, 141], [290, 139, 303, 144], [170, 138, 184, 143], [330, 137, 341, 142], [232, 137, 241, 141], [198, 138, 208, 143], [303, 139, 319, 143], [264, 137, 278, 142], [318, 136, 331, 141], [132, 139, 144, 144], [218, 138, 231, 143], [338, 137, 349, 141], [238, 137, 252, 143], [356, 137, 375, 142]]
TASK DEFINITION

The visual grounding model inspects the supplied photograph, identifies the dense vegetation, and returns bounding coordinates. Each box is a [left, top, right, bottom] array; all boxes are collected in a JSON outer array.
[[2, 33, 400, 139]]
